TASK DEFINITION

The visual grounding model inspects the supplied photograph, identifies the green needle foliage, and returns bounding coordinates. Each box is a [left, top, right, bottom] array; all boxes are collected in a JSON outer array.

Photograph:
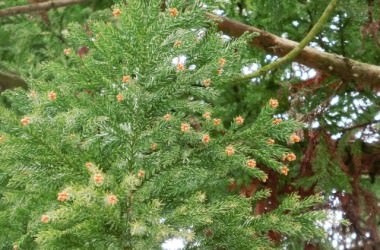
[[0, 1, 326, 249]]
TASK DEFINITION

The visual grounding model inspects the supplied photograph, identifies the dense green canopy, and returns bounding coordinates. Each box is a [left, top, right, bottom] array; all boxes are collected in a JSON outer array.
[[0, 0, 379, 249]]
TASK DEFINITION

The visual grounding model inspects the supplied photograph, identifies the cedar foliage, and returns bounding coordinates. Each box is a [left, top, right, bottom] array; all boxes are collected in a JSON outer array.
[[0, 1, 327, 249], [1, 0, 380, 249]]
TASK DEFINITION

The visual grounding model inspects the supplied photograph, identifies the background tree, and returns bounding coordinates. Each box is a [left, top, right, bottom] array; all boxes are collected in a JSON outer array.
[[205, 1, 380, 248]]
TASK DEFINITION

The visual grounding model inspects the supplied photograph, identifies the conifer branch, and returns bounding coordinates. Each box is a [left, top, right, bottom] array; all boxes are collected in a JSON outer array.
[[208, 10, 380, 89], [235, 0, 339, 81], [0, 71, 27, 91], [0, 0, 88, 18]]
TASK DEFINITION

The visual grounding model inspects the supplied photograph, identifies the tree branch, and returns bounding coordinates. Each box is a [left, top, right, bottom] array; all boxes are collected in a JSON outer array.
[[207, 13, 380, 89], [339, 119, 380, 133], [0, 0, 88, 18], [0, 71, 27, 91], [237, 0, 339, 81]]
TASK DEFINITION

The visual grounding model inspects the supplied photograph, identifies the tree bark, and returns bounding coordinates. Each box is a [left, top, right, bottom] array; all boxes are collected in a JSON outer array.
[[0, 0, 88, 18], [207, 13, 380, 89]]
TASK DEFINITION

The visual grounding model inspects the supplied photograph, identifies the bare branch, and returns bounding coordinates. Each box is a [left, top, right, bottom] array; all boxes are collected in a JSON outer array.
[[207, 13, 380, 89], [237, 0, 339, 80], [0, 0, 88, 18]]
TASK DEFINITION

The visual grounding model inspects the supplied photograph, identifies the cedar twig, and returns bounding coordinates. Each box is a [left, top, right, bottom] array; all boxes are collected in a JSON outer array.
[[207, 12, 380, 89], [235, 0, 339, 81], [0, 0, 88, 18]]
